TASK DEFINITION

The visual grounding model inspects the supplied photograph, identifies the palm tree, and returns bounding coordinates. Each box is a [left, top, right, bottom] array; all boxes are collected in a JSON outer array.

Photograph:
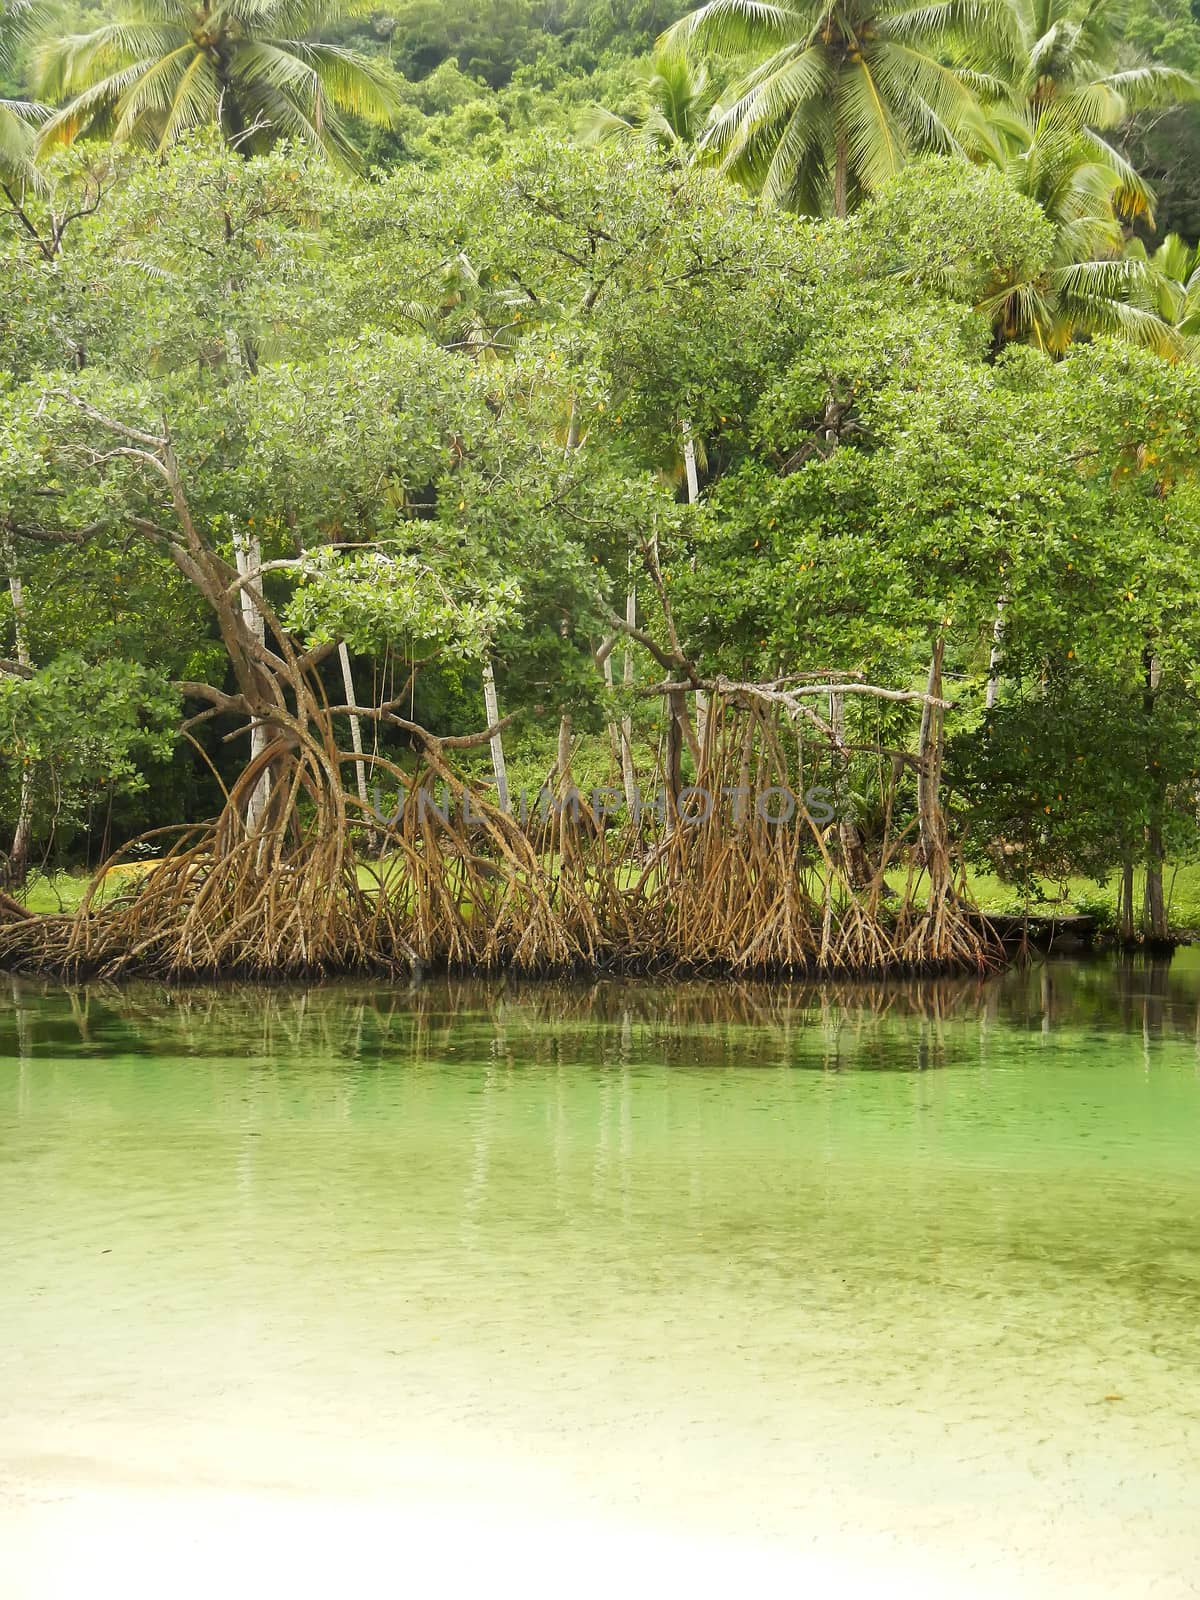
[[1, 0, 46, 187], [957, 0, 1198, 358], [993, 0, 1198, 220], [581, 46, 717, 156], [662, 0, 1011, 215], [1121, 233, 1200, 356], [969, 104, 1181, 355], [1007, 0, 1196, 124], [32, 0, 401, 169]]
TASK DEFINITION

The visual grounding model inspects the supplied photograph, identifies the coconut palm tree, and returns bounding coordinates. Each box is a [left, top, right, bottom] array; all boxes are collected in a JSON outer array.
[[990, 0, 1198, 220], [1121, 232, 1200, 355], [1007, 0, 1196, 124], [32, 0, 401, 169], [958, 0, 1198, 360], [969, 104, 1182, 355], [1, 0, 46, 187], [581, 46, 718, 156], [662, 0, 1012, 215]]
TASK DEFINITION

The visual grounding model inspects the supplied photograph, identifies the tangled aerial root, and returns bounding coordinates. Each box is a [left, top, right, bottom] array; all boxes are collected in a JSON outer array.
[[0, 703, 1004, 984]]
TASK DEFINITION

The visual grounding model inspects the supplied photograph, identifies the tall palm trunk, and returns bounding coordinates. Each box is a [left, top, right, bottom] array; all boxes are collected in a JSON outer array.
[[833, 133, 849, 219]]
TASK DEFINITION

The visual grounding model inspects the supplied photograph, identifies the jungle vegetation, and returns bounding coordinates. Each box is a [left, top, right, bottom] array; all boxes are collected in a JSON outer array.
[[2, 0, 1200, 973]]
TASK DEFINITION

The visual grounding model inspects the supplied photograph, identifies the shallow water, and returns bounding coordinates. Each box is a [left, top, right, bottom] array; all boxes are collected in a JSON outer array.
[[1, 957, 1199, 1596]]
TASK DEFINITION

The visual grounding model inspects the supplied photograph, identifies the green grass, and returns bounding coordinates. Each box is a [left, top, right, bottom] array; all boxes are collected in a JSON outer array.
[[18, 872, 90, 914], [964, 864, 1200, 932], [16, 858, 1200, 933], [16, 866, 151, 915]]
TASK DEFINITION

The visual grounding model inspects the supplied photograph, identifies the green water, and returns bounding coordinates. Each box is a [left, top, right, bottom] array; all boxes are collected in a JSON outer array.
[[1, 958, 1199, 1595]]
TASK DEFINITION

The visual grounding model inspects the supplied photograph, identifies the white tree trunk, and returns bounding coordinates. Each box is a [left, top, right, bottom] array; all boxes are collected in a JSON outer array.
[[620, 583, 637, 814], [682, 420, 700, 504], [6, 570, 35, 884], [985, 594, 1007, 711], [482, 658, 509, 813], [338, 640, 371, 815], [917, 639, 950, 897], [232, 526, 270, 832], [603, 646, 620, 777], [682, 421, 708, 760]]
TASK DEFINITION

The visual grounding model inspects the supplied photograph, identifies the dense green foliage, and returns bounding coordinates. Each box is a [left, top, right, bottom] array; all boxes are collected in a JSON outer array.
[[1, 0, 1199, 944]]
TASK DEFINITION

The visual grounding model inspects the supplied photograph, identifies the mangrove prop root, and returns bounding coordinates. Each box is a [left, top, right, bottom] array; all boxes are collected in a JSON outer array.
[[0, 696, 1004, 982]]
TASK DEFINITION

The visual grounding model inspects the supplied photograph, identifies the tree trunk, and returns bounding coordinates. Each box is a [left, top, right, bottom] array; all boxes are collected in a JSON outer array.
[[338, 640, 371, 820], [1143, 651, 1168, 944], [620, 583, 637, 814], [681, 420, 708, 761], [833, 134, 848, 220], [830, 690, 870, 887], [556, 712, 573, 797], [232, 527, 271, 833], [985, 594, 1007, 711], [5, 570, 34, 886], [1119, 855, 1135, 945], [482, 658, 509, 813], [682, 420, 700, 504], [917, 638, 950, 899], [666, 690, 685, 825], [1145, 822, 1168, 943], [603, 647, 621, 769]]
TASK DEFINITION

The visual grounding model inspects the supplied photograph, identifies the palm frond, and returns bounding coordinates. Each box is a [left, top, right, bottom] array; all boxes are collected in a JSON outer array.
[[33, 23, 185, 99], [579, 104, 638, 146], [1054, 262, 1184, 356], [35, 62, 154, 150], [759, 92, 826, 204], [662, 0, 805, 59], [838, 56, 906, 193], [277, 42, 403, 123], [155, 50, 218, 149], [109, 45, 201, 143], [701, 44, 829, 160], [879, 0, 1017, 58], [0, 99, 43, 186], [1076, 127, 1154, 223], [1098, 63, 1199, 111]]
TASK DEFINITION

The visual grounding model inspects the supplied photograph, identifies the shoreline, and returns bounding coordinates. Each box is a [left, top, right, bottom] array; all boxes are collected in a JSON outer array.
[[0, 1481, 1018, 1600], [4, 1434, 1197, 1600]]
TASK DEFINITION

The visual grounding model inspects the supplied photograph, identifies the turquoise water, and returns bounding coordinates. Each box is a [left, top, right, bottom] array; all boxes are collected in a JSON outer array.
[[1, 958, 1198, 1594]]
